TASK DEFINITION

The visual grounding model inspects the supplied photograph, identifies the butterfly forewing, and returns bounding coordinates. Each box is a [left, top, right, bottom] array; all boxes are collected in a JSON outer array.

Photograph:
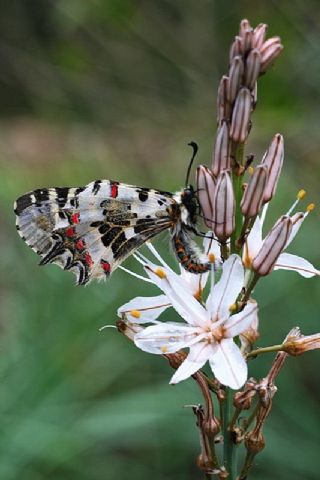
[[15, 180, 174, 285]]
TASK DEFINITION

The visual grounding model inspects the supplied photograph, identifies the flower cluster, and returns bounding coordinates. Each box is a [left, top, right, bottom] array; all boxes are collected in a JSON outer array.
[[115, 19, 319, 394]]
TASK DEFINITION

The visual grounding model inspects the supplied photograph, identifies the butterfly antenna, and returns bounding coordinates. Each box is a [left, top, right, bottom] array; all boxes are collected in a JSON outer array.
[[185, 141, 199, 187]]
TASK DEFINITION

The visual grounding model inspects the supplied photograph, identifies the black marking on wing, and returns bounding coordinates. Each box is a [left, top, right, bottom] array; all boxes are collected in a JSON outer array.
[[55, 187, 70, 207], [92, 180, 101, 195]]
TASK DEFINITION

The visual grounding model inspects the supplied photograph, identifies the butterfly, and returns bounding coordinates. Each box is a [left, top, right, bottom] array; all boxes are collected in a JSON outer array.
[[14, 179, 212, 286]]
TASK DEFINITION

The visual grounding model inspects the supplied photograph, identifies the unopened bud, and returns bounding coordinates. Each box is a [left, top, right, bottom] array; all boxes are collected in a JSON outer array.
[[283, 332, 320, 356], [244, 49, 261, 90], [213, 171, 235, 241], [229, 36, 243, 64], [239, 19, 253, 53], [252, 216, 292, 276], [230, 88, 252, 143], [252, 23, 268, 49], [217, 75, 230, 124], [261, 133, 284, 202], [241, 165, 268, 218], [212, 121, 231, 175], [196, 165, 216, 229], [260, 36, 283, 72], [227, 56, 244, 103]]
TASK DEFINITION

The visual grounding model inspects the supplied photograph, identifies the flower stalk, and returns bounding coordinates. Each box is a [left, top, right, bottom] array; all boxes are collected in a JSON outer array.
[[112, 17, 319, 480]]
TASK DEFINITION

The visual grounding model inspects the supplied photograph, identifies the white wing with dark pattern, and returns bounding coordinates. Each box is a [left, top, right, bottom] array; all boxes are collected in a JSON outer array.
[[14, 180, 175, 285]]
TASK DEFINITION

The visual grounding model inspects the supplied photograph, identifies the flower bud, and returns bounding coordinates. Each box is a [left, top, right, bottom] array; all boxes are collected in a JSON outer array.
[[230, 88, 252, 143], [227, 56, 244, 103], [252, 216, 292, 276], [229, 35, 243, 64], [239, 19, 253, 53], [217, 75, 229, 124], [241, 165, 268, 218], [244, 49, 261, 90], [213, 171, 235, 241], [252, 23, 268, 49], [283, 332, 320, 356], [196, 165, 216, 229], [260, 36, 283, 72], [212, 121, 231, 176], [261, 133, 284, 202]]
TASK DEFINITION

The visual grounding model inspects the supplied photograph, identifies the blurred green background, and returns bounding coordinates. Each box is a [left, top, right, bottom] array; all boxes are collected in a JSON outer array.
[[1, 1, 319, 479]]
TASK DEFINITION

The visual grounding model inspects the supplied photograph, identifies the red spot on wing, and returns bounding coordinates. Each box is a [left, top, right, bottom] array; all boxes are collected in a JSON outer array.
[[71, 212, 80, 224], [66, 227, 75, 237], [75, 239, 85, 250], [84, 251, 94, 267], [101, 259, 111, 273], [110, 183, 118, 198]]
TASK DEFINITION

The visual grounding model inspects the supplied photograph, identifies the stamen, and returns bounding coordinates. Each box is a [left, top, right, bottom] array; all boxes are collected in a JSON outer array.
[[248, 166, 254, 175], [119, 265, 153, 283], [208, 253, 216, 263], [130, 310, 141, 319], [229, 303, 238, 313], [286, 189, 306, 216], [307, 203, 315, 213], [155, 268, 167, 279], [161, 345, 168, 353]]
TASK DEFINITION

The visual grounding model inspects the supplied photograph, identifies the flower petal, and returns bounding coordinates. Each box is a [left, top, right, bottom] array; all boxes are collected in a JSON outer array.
[[117, 295, 170, 324], [145, 262, 209, 326], [206, 255, 244, 320], [179, 266, 209, 298], [134, 323, 200, 354], [285, 212, 305, 248], [209, 338, 248, 389], [243, 215, 263, 266], [274, 253, 320, 278], [169, 342, 214, 384], [224, 302, 258, 337]]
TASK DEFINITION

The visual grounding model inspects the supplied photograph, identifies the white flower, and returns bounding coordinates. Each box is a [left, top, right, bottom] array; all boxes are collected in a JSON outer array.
[[131, 254, 257, 389], [243, 202, 319, 278], [117, 235, 222, 324]]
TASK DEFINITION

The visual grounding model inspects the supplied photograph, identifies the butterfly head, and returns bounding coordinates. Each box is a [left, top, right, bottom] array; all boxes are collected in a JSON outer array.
[[180, 185, 198, 225]]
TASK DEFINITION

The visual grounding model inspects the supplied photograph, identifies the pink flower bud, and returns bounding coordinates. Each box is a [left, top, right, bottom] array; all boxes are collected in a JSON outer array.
[[212, 121, 231, 176], [239, 19, 253, 52], [252, 23, 268, 49], [239, 19, 252, 37], [244, 49, 261, 90], [196, 165, 216, 229], [261, 133, 284, 202], [252, 216, 293, 276], [213, 171, 235, 241], [227, 56, 244, 103], [229, 36, 243, 64], [260, 37, 283, 72], [217, 75, 230, 124], [230, 88, 252, 143], [241, 165, 268, 218]]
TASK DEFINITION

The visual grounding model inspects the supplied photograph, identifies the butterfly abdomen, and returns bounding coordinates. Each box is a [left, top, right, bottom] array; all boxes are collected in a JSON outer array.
[[172, 228, 210, 274]]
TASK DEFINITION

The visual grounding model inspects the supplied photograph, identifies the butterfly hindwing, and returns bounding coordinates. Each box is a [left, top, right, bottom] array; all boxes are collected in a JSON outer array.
[[15, 180, 174, 285]]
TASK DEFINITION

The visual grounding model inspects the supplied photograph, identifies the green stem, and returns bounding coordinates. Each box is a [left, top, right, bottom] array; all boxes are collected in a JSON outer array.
[[231, 143, 245, 254], [246, 343, 285, 359], [223, 388, 237, 479]]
